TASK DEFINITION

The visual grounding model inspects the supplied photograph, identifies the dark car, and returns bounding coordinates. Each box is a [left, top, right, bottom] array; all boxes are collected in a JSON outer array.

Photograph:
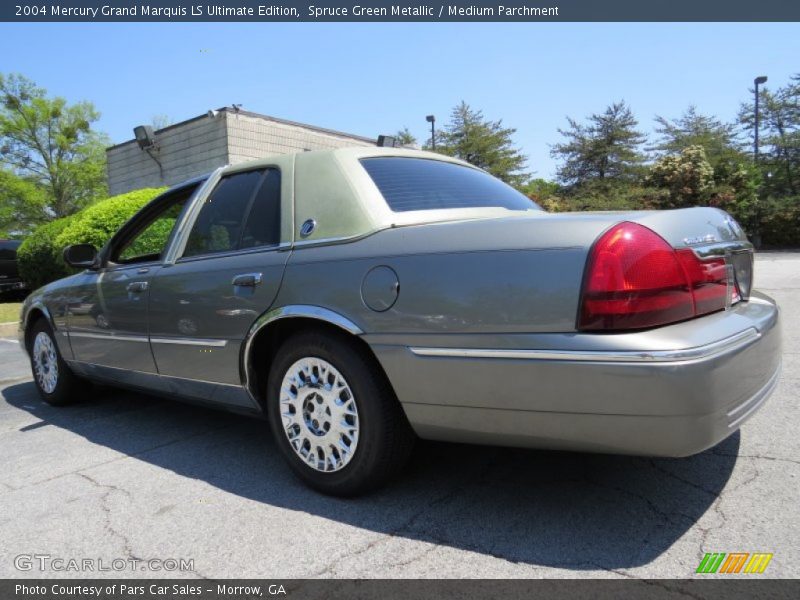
[[0, 239, 28, 298]]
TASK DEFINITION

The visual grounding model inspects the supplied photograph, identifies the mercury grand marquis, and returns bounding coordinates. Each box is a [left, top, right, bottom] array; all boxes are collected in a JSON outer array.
[[19, 147, 781, 495]]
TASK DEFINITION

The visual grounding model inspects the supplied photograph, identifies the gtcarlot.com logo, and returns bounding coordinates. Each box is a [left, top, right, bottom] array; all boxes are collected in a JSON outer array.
[[696, 552, 773, 574], [14, 554, 194, 572]]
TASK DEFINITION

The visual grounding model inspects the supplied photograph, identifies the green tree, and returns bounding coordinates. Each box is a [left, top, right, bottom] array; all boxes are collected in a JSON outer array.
[[646, 145, 715, 207], [0, 168, 48, 237], [394, 127, 417, 146], [655, 106, 757, 197], [551, 101, 646, 186], [739, 74, 800, 197], [654, 106, 740, 160], [0, 73, 108, 232], [519, 178, 559, 202], [431, 101, 529, 188]]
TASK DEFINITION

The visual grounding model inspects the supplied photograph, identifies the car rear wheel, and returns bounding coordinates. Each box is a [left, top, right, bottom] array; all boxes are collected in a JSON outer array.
[[266, 330, 415, 496], [29, 319, 85, 406]]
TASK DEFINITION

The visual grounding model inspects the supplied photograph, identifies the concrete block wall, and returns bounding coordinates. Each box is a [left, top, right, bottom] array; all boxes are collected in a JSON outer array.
[[106, 115, 228, 195], [106, 109, 375, 196], [226, 112, 374, 164]]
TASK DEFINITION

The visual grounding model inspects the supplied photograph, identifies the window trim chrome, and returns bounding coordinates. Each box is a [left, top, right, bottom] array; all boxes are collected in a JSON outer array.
[[163, 167, 225, 265]]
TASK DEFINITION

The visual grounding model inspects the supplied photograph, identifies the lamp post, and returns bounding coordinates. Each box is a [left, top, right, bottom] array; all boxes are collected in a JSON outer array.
[[426, 115, 436, 150], [754, 76, 767, 162], [753, 75, 768, 248]]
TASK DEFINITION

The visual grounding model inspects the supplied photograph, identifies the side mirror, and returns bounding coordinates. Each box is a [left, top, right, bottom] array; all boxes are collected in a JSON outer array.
[[63, 244, 99, 269]]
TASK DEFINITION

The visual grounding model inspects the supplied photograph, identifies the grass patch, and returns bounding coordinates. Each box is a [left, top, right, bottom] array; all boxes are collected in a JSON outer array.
[[0, 302, 22, 323]]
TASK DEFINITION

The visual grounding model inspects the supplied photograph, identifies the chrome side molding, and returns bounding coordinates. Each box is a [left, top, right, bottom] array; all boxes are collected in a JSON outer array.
[[150, 337, 228, 347], [67, 332, 228, 347], [68, 331, 150, 343], [409, 328, 761, 364], [250, 305, 363, 337], [240, 305, 363, 400]]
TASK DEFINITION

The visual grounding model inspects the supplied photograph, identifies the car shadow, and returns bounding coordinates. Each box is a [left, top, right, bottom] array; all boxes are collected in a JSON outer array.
[[3, 381, 739, 571]]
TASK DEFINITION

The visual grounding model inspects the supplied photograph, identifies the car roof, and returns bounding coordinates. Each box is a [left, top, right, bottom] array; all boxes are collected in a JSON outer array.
[[165, 147, 526, 246], [226, 146, 476, 173]]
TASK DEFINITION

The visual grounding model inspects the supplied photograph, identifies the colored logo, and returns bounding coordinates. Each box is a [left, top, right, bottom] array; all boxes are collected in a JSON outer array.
[[696, 552, 773, 574]]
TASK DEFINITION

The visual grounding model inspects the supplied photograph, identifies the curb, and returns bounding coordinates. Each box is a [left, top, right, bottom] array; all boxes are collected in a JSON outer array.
[[0, 322, 18, 338]]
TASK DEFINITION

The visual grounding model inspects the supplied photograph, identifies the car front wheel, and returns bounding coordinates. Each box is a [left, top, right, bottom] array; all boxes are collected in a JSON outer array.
[[29, 319, 84, 406], [267, 330, 415, 496]]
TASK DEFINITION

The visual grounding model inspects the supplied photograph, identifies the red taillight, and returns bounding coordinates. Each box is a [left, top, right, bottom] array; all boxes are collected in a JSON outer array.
[[675, 249, 729, 315], [579, 222, 736, 331]]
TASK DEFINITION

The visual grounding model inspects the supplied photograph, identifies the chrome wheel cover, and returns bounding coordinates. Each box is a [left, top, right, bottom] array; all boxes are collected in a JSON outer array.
[[279, 357, 359, 473], [33, 331, 59, 394]]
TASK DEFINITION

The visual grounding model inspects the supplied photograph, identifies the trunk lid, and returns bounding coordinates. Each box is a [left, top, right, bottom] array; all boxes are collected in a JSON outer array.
[[608, 207, 752, 300], [542, 206, 754, 300]]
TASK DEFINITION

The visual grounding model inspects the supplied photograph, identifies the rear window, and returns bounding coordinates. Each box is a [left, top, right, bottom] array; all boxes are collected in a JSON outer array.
[[360, 157, 538, 213]]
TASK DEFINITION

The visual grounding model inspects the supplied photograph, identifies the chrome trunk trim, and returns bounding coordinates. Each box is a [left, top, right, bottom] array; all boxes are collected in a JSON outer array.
[[409, 328, 761, 364]]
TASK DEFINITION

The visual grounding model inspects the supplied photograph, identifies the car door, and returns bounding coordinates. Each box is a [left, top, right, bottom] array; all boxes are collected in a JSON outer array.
[[67, 184, 199, 373], [147, 161, 291, 389], [0, 240, 22, 287]]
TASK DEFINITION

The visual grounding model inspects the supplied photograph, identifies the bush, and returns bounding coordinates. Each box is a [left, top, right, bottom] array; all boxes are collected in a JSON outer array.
[[53, 188, 166, 250], [539, 180, 670, 213], [759, 196, 800, 247], [17, 187, 166, 291], [17, 216, 77, 290]]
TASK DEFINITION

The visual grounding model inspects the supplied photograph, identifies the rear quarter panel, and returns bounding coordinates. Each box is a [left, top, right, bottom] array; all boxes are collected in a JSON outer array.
[[274, 215, 607, 336]]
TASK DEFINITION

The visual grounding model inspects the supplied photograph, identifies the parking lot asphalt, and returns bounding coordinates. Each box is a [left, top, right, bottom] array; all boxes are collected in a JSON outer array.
[[0, 253, 798, 579]]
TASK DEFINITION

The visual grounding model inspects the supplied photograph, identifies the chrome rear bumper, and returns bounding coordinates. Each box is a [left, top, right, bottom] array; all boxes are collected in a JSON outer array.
[[374, 292, 781, 457]]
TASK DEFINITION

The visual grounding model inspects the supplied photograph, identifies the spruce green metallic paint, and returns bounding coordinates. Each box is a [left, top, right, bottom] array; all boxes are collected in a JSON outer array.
[[19, 148, 781, 457]]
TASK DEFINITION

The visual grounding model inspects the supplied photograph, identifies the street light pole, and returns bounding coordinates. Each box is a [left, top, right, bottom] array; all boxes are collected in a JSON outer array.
[[754, 76, 767, 162], [753, 75, 768, 249], [426, 115, 436, 151]]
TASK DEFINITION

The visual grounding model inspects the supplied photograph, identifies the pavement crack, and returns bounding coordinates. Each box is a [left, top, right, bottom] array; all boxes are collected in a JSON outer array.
[[75, 472, 142, 562], [307, 452, 502, 576], [11, 423, 234, 492], [709, 451, 800, 466], [644, 459, 719, 496]]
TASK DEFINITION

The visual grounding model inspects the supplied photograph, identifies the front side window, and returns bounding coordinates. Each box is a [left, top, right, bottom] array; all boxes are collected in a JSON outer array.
[[112, 186, 196, 264], [183, 169, 281, 258], [360, 157, 539, 213]]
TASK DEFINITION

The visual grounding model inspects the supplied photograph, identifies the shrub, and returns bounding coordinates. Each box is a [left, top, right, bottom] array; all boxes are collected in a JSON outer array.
[[17, 215, 77, 290], [53, 188, 166, 251], [17, 187, 166, 290], [541, 180, 670, 213], [646, 145, 716, 208], [759, 196, 800, 247]]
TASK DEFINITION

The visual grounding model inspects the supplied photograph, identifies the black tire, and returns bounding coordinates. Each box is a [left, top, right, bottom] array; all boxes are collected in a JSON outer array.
[[266, 329, 415, 496], [28, 319, 85, 406]]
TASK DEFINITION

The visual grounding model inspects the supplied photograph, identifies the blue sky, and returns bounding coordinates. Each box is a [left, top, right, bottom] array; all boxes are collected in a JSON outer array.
[[1, 22, 798, 179]]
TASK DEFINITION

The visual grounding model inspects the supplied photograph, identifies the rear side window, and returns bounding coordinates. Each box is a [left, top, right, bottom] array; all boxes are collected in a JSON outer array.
[[240, 170, 281, 250], [360, 157, 538, 213], [183, 169, 281, 258]]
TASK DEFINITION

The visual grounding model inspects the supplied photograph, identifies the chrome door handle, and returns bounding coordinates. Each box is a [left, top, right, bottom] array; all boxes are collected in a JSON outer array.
[[232, 272, 263, 287], [126, 281, 149, 293]]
